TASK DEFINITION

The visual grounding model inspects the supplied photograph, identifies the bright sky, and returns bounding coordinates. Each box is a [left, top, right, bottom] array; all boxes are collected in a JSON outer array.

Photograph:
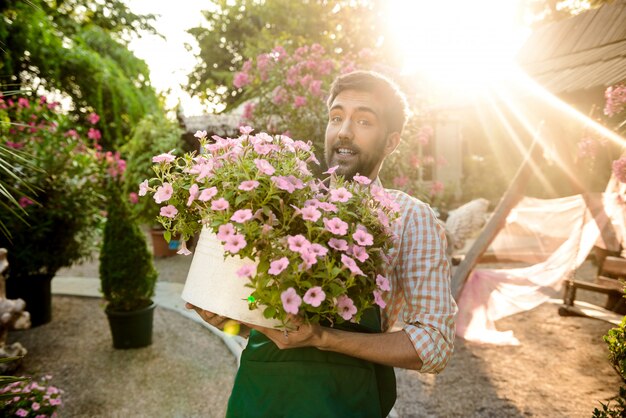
[[125, 0, 210, 116]]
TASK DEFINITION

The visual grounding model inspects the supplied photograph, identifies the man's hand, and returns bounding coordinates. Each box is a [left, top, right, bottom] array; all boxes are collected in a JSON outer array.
[[185, 302, 249, 337], [243, 315, 324, 349]]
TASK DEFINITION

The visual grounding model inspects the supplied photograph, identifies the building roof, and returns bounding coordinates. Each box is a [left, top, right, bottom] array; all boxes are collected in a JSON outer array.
[[518, 0, 626, 93]]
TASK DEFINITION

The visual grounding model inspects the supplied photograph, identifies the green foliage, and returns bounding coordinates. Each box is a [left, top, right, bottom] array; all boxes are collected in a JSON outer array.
[[121, 113, 184, 225], [604, 316, 626, 380], [186, 0, 390, 110], [99, 182, 157, 312], [0, 96, 106, 280], [593, 387, 626, 418], [0, 0, 159, 149]]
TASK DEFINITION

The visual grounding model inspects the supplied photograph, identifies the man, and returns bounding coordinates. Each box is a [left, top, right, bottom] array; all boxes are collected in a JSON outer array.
[[187, 70, 457, 417]]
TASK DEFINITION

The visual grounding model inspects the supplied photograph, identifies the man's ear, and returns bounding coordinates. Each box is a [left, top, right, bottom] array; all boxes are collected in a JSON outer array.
[[384, 132, 401, 157]]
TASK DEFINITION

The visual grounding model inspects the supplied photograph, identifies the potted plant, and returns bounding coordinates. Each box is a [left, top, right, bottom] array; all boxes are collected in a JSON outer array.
[[121, 113, 185, 257], [0, 96, 105, 326], [100, 180, 158, 349]]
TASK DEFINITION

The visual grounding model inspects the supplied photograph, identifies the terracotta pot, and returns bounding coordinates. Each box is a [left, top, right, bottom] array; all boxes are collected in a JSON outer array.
[[150, 229, 180, 258]]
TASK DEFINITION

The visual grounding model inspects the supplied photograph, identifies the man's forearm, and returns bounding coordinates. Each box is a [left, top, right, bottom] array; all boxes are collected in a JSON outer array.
[[317, 327, 423, 370]]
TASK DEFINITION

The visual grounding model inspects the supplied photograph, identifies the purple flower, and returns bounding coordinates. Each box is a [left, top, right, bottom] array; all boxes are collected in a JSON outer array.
[[303, 287, 326, 307], [281, 287, 302, 315], [336, 295, 357, 321], [268, 257, 289, 275]]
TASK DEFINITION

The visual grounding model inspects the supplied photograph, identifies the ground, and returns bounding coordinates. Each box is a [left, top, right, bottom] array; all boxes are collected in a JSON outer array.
[[5, 251, 623, 417]]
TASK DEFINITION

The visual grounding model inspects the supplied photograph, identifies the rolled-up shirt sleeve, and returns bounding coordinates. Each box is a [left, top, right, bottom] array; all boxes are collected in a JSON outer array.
[[396, 201, 457, 374]]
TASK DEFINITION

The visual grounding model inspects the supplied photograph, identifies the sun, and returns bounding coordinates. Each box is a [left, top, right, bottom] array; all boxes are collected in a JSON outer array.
[[385, 0, 530, 95]]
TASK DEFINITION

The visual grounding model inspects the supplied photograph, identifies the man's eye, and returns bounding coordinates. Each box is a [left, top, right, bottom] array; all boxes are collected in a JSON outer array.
[[330, 116, 342, 122], [358, 119, 371, 126]]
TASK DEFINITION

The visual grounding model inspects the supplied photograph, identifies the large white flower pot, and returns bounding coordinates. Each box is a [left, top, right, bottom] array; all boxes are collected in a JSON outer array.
[[182, 227, 281, 328]]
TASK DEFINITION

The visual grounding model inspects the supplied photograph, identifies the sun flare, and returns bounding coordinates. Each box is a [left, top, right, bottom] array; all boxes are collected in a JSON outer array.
[[386, 0, 530, 93]]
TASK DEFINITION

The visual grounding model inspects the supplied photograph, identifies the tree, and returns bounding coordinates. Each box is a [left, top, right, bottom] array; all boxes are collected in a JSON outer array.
[[0, 0, 160, 149], [186, 0, 391, 111]]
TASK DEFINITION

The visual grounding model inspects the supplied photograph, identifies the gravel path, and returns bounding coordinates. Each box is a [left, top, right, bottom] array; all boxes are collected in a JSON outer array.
[[6, 250, 622, 417]]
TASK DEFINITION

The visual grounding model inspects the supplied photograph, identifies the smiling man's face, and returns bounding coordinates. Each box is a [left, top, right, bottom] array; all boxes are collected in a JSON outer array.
[[324, 89, 391, 180]]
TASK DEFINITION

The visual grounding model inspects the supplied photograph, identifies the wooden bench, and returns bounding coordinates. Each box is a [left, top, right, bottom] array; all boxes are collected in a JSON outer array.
[[560, 255, 626, 318]]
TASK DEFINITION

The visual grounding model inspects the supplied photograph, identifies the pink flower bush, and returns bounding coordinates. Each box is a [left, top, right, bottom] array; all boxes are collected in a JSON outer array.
[[0, 376, 64, 417], [142, 126, 399, 326]]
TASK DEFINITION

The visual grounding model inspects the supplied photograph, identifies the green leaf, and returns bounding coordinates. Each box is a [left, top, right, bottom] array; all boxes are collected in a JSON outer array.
[[263, 306, 276, 319]]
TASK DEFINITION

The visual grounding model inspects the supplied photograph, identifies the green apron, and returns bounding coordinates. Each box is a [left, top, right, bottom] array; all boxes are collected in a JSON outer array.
[[226, 308, 396, 418]]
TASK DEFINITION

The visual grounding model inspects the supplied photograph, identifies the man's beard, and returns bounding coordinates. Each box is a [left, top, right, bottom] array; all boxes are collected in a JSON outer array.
[[324, 139, 386, 181]]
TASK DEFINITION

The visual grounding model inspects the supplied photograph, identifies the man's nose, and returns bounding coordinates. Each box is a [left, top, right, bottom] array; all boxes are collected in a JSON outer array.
[[338, 120, 354, 140]]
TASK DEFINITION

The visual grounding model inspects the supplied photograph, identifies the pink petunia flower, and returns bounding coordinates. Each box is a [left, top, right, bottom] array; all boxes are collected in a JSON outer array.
[[271, 176, 296, 193], [323, 217, 349, 235], [231, 209, 253, 223], [236, 264, 256, 278], [300, 206, 322, 222], [341, 254, 365, 276], [152, 152, 176, 163], [352, 228, 374, 246], [87, 128, 101, 140], [154, 183, 174, 203], [329, 187, 353, 203], [300, 249, 318, 267], [224, 234, 246, 253], [177, 241, 192, 256], [373, 290, 387, 309], [187, 184, 199, 206], [254, 158, 276, 175], [160, 205, 178, 218], [240, 125, 254, 135], [317, 202, 338, 213], [194, 130, 207, 139], [217, 223, 236, 241], [138, 180, 149, 196], [268, 257, 289, 275], [16, 409, 28, 417], [198, 187, 218, 201], [287, 234, 311, 254], [309, 243, 329, 258], [336, 295, 357, 321], [294, 96, 307, 108], [323, 165, 339, 175], [281, 287, 302, 315], [328, 238, 348, 251], [239, 180, 260, 191], [211, 198, 229, 211], [303, 287, 326, 307], [353, 174, 372, 185], [32, 402, 41, 411], [351, 245, 369, 262], [376, 274, 391, 291]]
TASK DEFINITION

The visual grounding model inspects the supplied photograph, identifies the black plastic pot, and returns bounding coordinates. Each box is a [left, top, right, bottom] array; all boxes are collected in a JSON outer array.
[[6, 274, 53, 327], [105, 302, 156, 349]]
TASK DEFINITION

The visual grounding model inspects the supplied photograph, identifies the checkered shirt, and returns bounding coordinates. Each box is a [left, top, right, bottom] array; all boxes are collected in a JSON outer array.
[[381, 188, 457, 374]]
